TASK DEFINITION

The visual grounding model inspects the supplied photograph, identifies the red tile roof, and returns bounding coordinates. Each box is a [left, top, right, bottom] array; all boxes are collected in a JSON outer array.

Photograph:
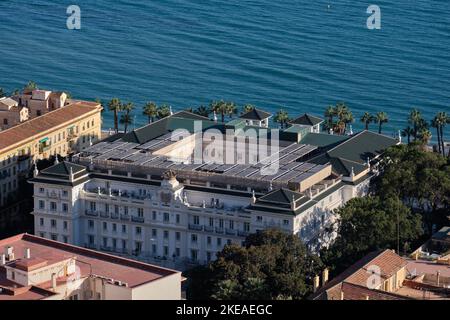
[[0, 101, 101, 152], [0, 233, 180, 300]]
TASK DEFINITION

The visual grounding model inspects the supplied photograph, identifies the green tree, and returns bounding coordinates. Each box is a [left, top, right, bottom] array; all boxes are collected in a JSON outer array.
[[120, 102, 134, 133], [401, 126, 414, 144], [242, 104, 255, 114], [185, 229, 322, 300], [334, 103, 352, 135], [321, 196, 422, 274], [323, 105, 336, 133], [157, 104, 171, 119], [418, 128, 432, 149], [210, 100, 235, 122], [193, 105, 210, 118], [107, 98, 122, 133], [408, 108, 423, 141], [24, 80, 38, 91], [375, 112, 388, 134], [360, 112, 374, 130], [372, 144, 450, 234], [0, 87, 5, 98], [143, 101, 158, 123], [274, 109, 289, 129]]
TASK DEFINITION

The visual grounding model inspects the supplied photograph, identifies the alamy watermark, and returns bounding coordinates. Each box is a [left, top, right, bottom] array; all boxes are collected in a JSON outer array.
[[367, 5, 381, 30], [66, 5, 81, 30], [169, 121, 280, 176]]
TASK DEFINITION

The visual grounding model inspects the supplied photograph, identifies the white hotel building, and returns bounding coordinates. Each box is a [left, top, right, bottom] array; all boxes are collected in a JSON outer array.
[[29, 110, 399, 269]]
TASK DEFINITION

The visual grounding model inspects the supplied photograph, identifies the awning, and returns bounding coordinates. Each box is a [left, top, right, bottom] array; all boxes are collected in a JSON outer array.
[[39, 137, 49, 143]]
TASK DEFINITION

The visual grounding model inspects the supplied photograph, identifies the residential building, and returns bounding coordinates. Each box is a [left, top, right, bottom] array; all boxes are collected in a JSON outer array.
[[310, 249, 450, 300], [290, 113, 324, 133], [0, 100, 102, 207], [29, 110, 399, 269], [0, 233, 182, 300], [16, 89, 68, 118], [0, 97, 29, 130], [239, 108, 271, 127]]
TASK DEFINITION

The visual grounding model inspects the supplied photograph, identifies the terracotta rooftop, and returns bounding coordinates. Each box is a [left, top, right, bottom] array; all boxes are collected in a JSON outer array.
[[0, 101, 101, 152], [311, 249, 408, 300], [0, 233, 180, 300]]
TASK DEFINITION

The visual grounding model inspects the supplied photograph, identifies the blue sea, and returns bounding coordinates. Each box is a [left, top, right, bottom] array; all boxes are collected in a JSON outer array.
[[0, 0, 449, 138]]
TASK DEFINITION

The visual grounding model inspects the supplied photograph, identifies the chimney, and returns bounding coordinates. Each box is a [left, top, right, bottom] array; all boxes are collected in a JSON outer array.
[[0, 254, 5, 266], [313, 275, 320, 292], [51, 273, 57, 291], [340, 291, 344, 300], [24, 248, 31, 259], [322, 268, 329, 285]]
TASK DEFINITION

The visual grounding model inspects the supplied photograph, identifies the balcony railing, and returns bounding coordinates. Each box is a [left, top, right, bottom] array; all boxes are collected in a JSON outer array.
[[85, 210, 98, 217], [110, 213, 119, 220], [131, 216, 145, 223], [225, 229, 236, 236], [120, 214, 130, 221], [215, 227, 224, 234], [204, 226, 214, 232], [100, 212, 109, 218], [238, 230, 250, 237], [188, 224, 203, 231]]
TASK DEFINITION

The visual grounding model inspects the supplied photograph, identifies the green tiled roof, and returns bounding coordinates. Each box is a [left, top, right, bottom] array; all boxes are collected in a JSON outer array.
[[327, 130, 398, 164], [290, 113, 323, 126], [299, 132, 349, 149], [41, 161, 86, 176], [240, 108, 271, 121]]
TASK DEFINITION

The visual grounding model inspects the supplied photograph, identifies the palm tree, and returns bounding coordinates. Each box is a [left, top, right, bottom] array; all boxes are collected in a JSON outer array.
[[157, 104, 171, 119], [274, 109, 289, 129], [324, 105, 335, 133], [24, 80, 38, 91], [210, 100, 234, 122], [242, 104, 255, 114], [143, 102, 158, 123], [418, 129, 432, 149], [334, 103, 352, 135], [401, 126, 414, 144], [408, 109, 423, 141], [193, 105, 211, 118], [120, 102, 134, 133], [108, 98, 122, 133], [436, 112, 448, 156], [431, 116, 442, 154], [360, 112, 374, 130], [375, 112, 388, 134], [227, 102, 237, 119]]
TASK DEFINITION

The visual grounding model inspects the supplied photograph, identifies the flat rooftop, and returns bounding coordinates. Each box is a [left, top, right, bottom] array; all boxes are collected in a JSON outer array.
[[75, 111, 335, 192], [0, 234, 180, 300]]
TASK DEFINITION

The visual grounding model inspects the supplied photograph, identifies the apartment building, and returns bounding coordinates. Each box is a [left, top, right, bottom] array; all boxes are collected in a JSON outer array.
[[0, 100, 102, 207], [310, 249, 450, 300], [29, 110, 399, 269], [0, 233, 182, 300], [0, 97, 29, 130]]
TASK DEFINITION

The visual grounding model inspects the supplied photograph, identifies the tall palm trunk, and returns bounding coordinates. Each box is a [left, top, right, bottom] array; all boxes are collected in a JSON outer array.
[[440, 126, 445, 157], [114, 110, 118, 133], [378, 123, 382, 134], [436, 125, 441, 154]]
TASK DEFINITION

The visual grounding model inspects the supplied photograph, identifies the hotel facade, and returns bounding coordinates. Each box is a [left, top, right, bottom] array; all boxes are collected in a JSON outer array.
[[29, 110, 399, 269]]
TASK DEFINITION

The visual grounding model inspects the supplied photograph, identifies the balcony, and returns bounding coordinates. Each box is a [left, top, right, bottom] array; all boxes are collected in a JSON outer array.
[[238, 230, 250, 237], [110, 213, 119, 220], [67, 132, 78, 141], [188, 224, 203, 231], [131, 216, 145, 223], [204, 226, 214, 232], [215, 227, 224, 234], [225, 229, 237, 236], [120, 214, 130, 221], [100, 212, 109, 218], [85, 210, 98, 217]]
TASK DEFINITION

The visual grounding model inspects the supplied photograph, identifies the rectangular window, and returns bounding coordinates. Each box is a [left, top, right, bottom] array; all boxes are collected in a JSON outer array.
[[152, 229, 157, 237], [193, 216, 200, 225], [51, 219, 57, 228], [176, 214, 180, 224], [164, 212, 169, 222], [136, 226, 142, 235], [39, 200, 45, 209], [50, 202, 57, 211], [176, 232, 180, 241], [103, 222, 107, 231], [63, 221, 68, 230], [122, 225, 126, 233], [40, 218, 44, 226], [191, 234, 198, 243], [164, 230, 169, 239], [62, 203, 68, 212]]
